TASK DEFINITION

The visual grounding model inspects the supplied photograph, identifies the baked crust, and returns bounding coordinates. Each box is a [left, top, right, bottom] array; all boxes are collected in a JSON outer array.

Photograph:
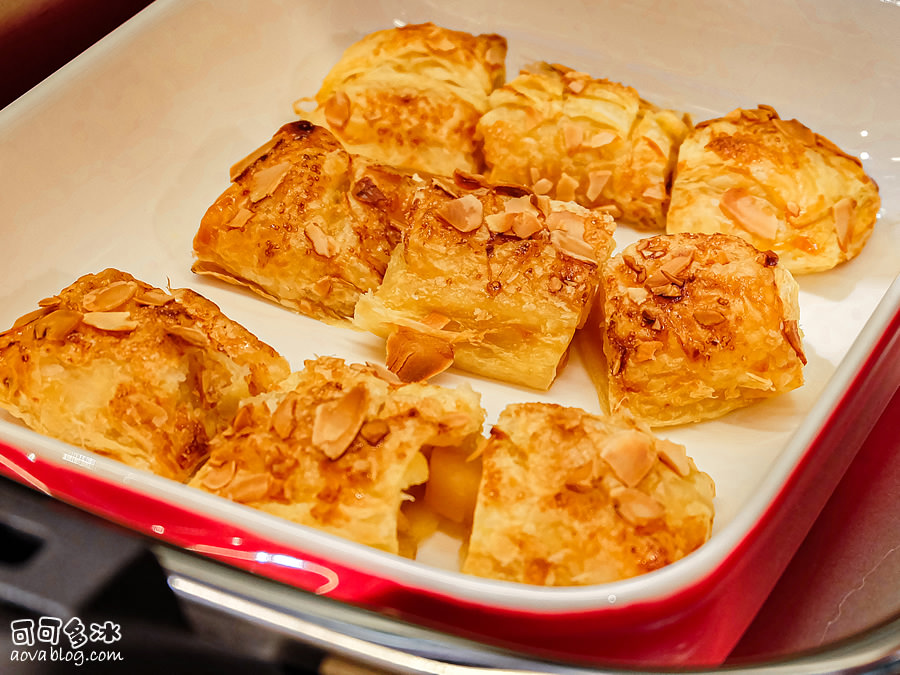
[[477, 62, 691, 229], [189, 356, 485, 554], [580, 232, 806, 426], [353, 171, 617, 390], [463, 402, 715, 586], [0, 269, 290, 481], [296, 22, 507, 176], [192, 121, 419, 323], [666, 105, 880, 274]]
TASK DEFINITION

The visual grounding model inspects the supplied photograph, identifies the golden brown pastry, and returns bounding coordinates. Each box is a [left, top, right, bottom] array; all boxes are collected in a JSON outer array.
[[353, 171, 617, 390], [189, 356, 485, 555], [0, 269, 291, 481], [463, 402, 715, 586], [579, 233, 806, 426], [296, 22, 507, 176], [192, 121, 420, 323], [667, 105, 880, 274], [477, 62, 691, 229]]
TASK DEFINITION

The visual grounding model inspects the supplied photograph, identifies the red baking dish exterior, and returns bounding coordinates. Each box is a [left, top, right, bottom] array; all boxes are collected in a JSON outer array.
[[1, 299, 897, 668]]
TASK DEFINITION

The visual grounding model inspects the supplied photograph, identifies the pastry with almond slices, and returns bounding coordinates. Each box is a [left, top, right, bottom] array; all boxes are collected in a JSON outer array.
[[192, 121, 419, 324], [577, 233, 806, 427], [666, 105, 880, 274], [463, 402, 715, 586], [0, 269, 291, 481], [189, 356, 485, 555], [295, 22, 507, 176], [353, 171, 617, 391], [476, 62, 691, 230]]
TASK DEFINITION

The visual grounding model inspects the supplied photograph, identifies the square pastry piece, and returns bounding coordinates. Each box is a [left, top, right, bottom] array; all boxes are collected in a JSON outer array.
[[477, 62, 691, 230], [463, 403, 716, 586], [353, 172, 617, 390], [193, 121, 419, 323], [581, 233, 806, 427], [296, 22, 507, 176], [667, 105, 880, 274], [0, 269, 290, 481], [190, 356, 485, 555]]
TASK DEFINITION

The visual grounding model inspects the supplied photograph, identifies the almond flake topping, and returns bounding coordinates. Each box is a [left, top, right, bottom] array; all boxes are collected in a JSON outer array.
[[613, 487, 666, 526], [782, 319, 807, 365], [305, 223, 338, 258], [227, 207, 254, 230], [772, 118, 816, 146], [82, 311, 138, 332], [230, 137, 280, 182], [167, 324, 210, 347], [566, 78, 586, 94], [9, 307, 53, 331], [655, 439, 691, 477], [135, 288, 174, 307], [693, 309, 727, 327], [37, 296, 61, 308], [556, 173, 579, 202], [550, 230, 596, 264], [312, 385, 368, 460], [271, 392, 300, 440], [586, 170, 611, 202], [562, 123, 584, 153], [437, 194, 483, 233], [642, 184, 666, 200], [34, 310, 83, 341], [360, 419, 390, 445], [644, 253, 693, 288], [546, 210, 586, 238], [510, 211, 543, 239], [484, 213, 511, 234], [227, 471, 271, 503], [532, 177, 554, 195], [323, 91, 352, 129], [587, 131, 617, 148], [601, 430, 657, 487], [202, 460, 237, 491], [82, 281, 138, 312], [633, 340, 663, 362], [249, 161, 291, 203], [832, 198, 855, 252], [720, 189, 780, 241], [385, 326, 455, 383]]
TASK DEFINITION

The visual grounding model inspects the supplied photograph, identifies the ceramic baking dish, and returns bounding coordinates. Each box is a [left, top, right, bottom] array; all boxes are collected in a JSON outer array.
[[1, 0, 898, 667]]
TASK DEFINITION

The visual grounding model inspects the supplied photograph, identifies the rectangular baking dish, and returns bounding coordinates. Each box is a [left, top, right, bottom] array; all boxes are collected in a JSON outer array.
[[1, 0, 898, 667]]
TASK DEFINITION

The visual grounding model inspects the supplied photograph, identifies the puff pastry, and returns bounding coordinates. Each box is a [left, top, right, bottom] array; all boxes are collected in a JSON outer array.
[[667, 105, 880, 274], [0, 269, 290, 481], [463, 402, 715, 586], [296, 22, 507, 176], [189, 356, 485, 555], [353, 171, 617, 390], [193, 121, 419, 323], [579, 233, 806, 426], [477, 62, 691, 229]]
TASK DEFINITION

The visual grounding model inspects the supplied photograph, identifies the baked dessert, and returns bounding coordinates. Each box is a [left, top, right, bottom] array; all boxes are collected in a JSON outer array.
[[0, 269, 291, 481], [666, 105, 880, 274], [476, 62, 691, 229], [193, 120, 420, 323], [463, 402, 716, 586], [189, 356, 485, 555], [353, 171, 617, 390], [295, 22, 507, 176], [579, 233, 806, 426]]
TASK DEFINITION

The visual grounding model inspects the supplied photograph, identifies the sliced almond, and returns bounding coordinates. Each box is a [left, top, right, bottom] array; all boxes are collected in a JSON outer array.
[[586, 131, 617, 148], [271, 392, 300, 440], [510, 211, 543, 239], [532, 177, 554, 195], [9, 307, 53, 331], [82, 281, 138, 312], [364, 360, 402, 384], [485, 212, 512, 234], [693, 309, 727, 327], [550, 230, 596, 264], [323, 91, 352, 129], [633, 340, 663, 362], [202, 460, 237, 491], [548, 275, 563, 292], [566, 78, 586, 94], [232, 404, 256, 434], [601, 430, 657, 487], [656, 439, 691, 477], [249, 161, 291, 203], [556, 173, 579, 202], [229, 136, 280, 182], [135, 288, 174, 307], [305, 223, 338, 258], [385, 326, 454, 382], [586, 170, 611, 202], [546, 210, 586, 238], [227, 470, 271, 503], [437, 194, 483, 233], [37, 296, 61, 309], [82, 311, 138, 332], [562, 122, 584, 153], [645, 253, 693, 288], [833, 198, 855, 252], [227, 207, 254, 230], [167, 324, 210, 347], [504, 195, 538, 216], [360, 419, 390, 445], [312, 385, 368, 460], [613, 487, 666, 526], [772, 117, 816, 146], [782, 319, 807, 365], [34, 310, 83, 341], [642, 184, 666, 200], [720, 189, 780, 241]]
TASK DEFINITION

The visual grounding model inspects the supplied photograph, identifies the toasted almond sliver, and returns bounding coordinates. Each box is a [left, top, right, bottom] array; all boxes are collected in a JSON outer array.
[[546, 210, 586, 238], [562, 122, 584, 153], [642, 184, 666, 200], [312, 385, 369, 460], [82, 311, 138, 332], [633, 340, 664, 362], [34, 310, 83, 341], [437, 194, 483, 233], [586, 170, 611, 202], [323, 91, 352, 129], [783, 319, 807, 365], [385, 326, 454, 383], [360, 419, 390, 445], [510, 211, 543, 239], [305, 223, 338, 258], [504, 195, 538, 216], [693, 309, 726, 327], [135, 288, 174, 307], [37, 296, 61, 309], [271, 392, 300, 440], [227, 470, 271, 503], [614, 487, 666, 525], [720, 189, 780, 241], [82, 281, 138, 312], [656, 439, 692, 477], [485, 212, 511, 234], [601, 430, 657, 487], [249, 161, 292, 203], [202, 460, 237, 491], [532, 177, 553, 195], [227, 207, 254, 230], [229, 136, 280, 182], [10, 307, 53, 331], [167, 324, 210, 347], [556, 173, 579, 203], [586, 130, 617, 148], [833, 198, 855, 252], [550, 230, 596, 264]]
